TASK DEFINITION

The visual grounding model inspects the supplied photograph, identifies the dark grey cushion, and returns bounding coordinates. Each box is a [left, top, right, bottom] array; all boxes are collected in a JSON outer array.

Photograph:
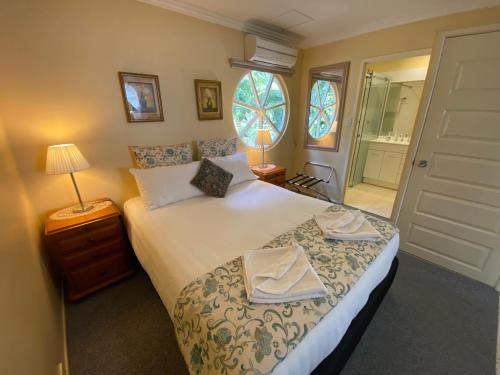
[[190, 158, 233, 197]]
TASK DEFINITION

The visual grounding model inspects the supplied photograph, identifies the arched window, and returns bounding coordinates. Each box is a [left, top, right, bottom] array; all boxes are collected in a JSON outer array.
[[232, 71, 289, 149]]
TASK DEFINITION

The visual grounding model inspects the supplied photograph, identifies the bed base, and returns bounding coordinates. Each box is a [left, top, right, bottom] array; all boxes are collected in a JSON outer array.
[[312, 256, 399, 375]]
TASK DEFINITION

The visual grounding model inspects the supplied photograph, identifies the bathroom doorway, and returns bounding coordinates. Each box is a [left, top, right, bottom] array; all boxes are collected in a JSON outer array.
[[345, 54, 430, 218]]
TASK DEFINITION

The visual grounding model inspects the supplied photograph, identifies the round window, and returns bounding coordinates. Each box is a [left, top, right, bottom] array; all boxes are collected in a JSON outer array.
[[308, 80, 338, 139], [232, 71, 289, 149]]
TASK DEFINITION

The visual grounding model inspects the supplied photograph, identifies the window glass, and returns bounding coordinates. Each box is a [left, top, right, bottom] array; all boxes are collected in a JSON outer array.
[[308, 80, 338, 139], [232, 71, 289, 148]]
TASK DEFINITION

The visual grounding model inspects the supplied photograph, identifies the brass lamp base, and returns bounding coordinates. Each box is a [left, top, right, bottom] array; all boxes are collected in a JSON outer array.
[[254, 163, 276, 171], [69, 172, 94, 213], [72, 204, 95, 213]]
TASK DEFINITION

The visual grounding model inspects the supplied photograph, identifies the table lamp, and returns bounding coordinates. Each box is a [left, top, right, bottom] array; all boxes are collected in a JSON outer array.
[[329, 120, 338, 134], [46, 144, 94, 213], [254, 128, 275, 170]]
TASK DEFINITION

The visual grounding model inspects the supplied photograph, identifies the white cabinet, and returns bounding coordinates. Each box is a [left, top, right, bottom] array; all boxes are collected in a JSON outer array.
[[363, 150, 384, 179], [379, 152, 403, 183], [363, 141, 408, 188]]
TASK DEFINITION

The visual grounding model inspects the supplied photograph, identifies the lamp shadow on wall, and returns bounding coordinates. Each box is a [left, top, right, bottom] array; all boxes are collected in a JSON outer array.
[[118, 167, 140, 205]]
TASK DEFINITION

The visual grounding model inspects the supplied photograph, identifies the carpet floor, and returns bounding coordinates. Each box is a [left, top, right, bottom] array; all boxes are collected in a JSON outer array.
[[66, 251, 499, 375]]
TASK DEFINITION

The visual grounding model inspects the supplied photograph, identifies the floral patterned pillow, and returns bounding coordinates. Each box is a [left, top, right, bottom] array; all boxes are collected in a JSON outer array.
[[197, 137, 237, 158], [130, 143, 193, 169], [190, 158, 233, 197]]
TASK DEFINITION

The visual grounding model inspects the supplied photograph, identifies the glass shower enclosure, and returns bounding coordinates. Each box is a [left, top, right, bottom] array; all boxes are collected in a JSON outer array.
[[348, 72, 390, 187]]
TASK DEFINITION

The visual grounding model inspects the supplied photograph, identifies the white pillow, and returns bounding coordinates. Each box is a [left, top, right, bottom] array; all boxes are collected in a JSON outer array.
[[209, 152, 258, 186], [129, 161, 204, 210]]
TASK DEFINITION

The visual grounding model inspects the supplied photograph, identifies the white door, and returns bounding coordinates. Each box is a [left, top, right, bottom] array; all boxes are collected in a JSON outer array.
[[397, 29, 500, 289]]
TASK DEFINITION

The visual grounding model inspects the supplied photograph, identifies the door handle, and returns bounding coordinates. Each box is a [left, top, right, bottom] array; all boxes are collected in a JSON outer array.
[[417, 160, 428, 168]]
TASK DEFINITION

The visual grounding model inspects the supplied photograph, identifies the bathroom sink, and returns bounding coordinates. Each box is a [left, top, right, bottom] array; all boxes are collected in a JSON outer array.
[[370, 137, 410, 145]]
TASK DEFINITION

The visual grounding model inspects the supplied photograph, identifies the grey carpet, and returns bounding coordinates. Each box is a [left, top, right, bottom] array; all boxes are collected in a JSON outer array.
[[66, 251, 498, 375]]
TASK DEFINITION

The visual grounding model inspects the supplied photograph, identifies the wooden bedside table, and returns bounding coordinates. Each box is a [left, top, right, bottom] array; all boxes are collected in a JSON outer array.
[[44, 198, 135, 301], [251, 165, 286, 187]]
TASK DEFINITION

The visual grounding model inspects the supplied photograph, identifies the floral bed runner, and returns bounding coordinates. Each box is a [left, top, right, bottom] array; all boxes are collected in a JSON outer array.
[[173, 205, 398, 374]]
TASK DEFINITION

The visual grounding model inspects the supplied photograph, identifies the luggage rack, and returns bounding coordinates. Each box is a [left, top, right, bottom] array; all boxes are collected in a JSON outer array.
[[286, 161, 339, 203]]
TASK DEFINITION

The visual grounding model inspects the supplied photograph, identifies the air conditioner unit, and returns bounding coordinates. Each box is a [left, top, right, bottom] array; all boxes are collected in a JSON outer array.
[[244, 34, 297, 69]]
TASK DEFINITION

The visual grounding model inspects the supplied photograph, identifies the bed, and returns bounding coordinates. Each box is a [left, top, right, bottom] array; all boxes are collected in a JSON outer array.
[[124, 179, 399, 374]]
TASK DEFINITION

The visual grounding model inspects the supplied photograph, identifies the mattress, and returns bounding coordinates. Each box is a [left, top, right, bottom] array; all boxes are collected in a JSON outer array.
[[124, 180, 399, 374]]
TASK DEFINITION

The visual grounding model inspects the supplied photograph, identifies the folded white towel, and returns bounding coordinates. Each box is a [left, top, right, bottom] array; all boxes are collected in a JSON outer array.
[[314, 210, 381, 241], [315, 210, 366, 234], [317, 209, 361, 231], [243, 243, 327, 304]]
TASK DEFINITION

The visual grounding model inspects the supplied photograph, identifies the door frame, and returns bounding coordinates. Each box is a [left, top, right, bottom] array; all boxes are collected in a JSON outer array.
[[343, 48, 431, 219], [393, 23, 500, 225]]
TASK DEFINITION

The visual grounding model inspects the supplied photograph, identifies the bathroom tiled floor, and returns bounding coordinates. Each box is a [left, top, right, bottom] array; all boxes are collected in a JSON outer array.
[[344, 183, 397, 218]]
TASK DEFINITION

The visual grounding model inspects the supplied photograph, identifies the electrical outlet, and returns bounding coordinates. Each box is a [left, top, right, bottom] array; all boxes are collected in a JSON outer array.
[[56, 362, 66, 375]]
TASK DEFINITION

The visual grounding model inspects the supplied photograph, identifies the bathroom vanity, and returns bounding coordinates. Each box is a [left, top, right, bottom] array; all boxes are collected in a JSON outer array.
[[363, 139, 408, 189]]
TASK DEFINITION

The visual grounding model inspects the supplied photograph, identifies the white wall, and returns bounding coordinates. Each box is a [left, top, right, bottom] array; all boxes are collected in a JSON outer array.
[[0, 118, 64, 375], [0, 0, 302, 217], [293, 6, 500, 202]]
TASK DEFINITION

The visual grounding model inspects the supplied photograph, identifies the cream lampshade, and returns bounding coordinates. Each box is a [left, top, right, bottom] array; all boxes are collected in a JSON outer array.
[[254, 128, 275, 170], [329, 120, 338, 134], [46, 144, 94, 213]]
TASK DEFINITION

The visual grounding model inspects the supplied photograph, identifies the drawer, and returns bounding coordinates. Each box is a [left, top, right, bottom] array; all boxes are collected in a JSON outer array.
[[61, 239, 123, 270], [268, 175, 286, 185], [368, 142, 409, 154], [52, 218, 122, 254], [85, 218, 121, 243], [85, 216, 120, 233], [265, 171, 285, 180], [54, 231, 91, 254], [68, 253, 131, 293]]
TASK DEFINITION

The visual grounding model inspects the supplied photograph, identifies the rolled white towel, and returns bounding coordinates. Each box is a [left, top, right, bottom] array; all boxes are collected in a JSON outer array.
[[243, 243, 327, 304]]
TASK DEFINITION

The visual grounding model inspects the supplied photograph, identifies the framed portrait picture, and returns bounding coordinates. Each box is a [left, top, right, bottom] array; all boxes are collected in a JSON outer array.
[[194, 79, 223, 120], [118, 72, 164, 122]]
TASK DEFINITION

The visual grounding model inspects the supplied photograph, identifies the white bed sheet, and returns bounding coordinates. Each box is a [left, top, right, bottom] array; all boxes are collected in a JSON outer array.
[[124, 180, 399, 375]]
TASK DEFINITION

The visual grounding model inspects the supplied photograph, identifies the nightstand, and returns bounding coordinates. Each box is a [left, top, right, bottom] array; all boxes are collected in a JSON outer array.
[[44, 198, 135, 301], [251, 165, 286, 187]]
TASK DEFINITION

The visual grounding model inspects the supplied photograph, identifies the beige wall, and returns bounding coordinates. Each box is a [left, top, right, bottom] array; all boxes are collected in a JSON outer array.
[[2, 2, 500, 373], [0, 0, 302, 216], [294, 6, 500, 200], [0, 118, 64, 375], [368, 55, 431, 73], [0, 2, 498, 212]]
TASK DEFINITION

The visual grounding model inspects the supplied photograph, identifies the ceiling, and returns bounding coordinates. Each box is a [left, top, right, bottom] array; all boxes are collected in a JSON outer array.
[[139, 0, 500, 48]]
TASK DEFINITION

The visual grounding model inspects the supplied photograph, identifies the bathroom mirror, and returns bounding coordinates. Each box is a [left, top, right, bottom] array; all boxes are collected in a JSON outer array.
[[304, 61, 349, 151]]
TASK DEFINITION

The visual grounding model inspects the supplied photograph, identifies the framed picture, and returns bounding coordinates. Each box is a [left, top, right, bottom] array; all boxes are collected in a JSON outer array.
[[194, 79, 223, 120], [118, 72, 164, 122]]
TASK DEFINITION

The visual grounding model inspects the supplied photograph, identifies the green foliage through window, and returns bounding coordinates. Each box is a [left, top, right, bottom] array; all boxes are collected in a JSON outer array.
[[308, 80, 338, 139], [232, 71, 288, 148]]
